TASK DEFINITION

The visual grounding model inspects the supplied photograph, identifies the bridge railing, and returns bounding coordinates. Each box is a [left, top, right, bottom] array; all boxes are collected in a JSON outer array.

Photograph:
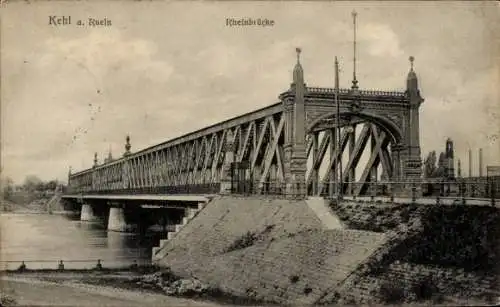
[[306, 87, 407, 98], [230, 180, 307, 199], [315, 180, 498, 203], [0, 259, 153, 271]]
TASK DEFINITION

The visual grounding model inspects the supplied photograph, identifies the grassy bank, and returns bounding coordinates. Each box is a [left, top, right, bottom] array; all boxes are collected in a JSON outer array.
[[2, 267, 276, 306]]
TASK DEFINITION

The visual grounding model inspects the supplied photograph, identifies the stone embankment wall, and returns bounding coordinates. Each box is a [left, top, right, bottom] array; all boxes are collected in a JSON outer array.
[[341, 261, 498, 305], [327, 202, 500, 305], [156, 196, 387, 305], [332, 201, 419, 232]]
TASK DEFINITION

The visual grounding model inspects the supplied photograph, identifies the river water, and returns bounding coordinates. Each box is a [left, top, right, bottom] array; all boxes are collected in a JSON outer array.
[[0, 212, 160, 270]]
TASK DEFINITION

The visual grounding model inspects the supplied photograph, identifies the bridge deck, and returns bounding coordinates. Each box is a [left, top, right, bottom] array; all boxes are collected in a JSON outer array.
[[61, 194, 214, 202]]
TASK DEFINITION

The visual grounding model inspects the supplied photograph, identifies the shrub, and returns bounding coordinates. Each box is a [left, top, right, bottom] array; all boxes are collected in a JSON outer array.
[[289, 275, 300, 283], [412, 275, 443, 303], [225, 231, 257, 252], [379, 279, 406, 304], [303, 286, 313, 295], [0, 293, 17, 306]]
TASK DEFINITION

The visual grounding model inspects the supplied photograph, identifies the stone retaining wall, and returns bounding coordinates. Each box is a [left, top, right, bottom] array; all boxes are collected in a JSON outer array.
[[157, 196, 387, 305]]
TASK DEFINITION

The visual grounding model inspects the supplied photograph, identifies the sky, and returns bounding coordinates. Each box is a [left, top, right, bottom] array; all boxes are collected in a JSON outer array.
[[2, 1, 499, 184]]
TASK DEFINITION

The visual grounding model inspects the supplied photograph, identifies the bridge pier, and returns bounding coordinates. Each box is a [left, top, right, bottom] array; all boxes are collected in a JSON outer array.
[[80, 203, 98, 222], [107, 203, 136, 232]]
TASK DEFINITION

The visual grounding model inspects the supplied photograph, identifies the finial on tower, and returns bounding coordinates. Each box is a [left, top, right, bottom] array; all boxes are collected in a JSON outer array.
[[406, 55, 418, 92], [293, 47, 304, 85], [93, 152, 98, 167], [124, 135, 131, 156]]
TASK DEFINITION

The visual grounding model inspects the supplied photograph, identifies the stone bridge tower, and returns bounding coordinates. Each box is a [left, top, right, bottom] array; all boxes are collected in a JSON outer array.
[[283, 48, 308, 198], [397, 56, 424, 194]]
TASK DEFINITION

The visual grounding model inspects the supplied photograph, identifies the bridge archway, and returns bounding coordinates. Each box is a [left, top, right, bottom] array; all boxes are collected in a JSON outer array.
[[307, 110, 403, 144], [305, 110, 402, 197]]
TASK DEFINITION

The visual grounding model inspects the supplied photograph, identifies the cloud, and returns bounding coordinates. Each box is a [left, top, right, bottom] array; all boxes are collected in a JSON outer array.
[[41, 29, 174, 83], [361, 23, 404, 58]]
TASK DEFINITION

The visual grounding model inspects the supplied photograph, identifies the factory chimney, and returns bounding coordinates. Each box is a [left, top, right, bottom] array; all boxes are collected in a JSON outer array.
[[468, 149, 472, 177], [479, 148, 483, 177]]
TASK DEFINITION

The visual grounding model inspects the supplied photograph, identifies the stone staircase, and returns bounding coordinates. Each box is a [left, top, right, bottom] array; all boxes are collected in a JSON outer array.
[[46, 193, 62, 213], [306, 197, 344, 229], [152, 201, 208, 261]]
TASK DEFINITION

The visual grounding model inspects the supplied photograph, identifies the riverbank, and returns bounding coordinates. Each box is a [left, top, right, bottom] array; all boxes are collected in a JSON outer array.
[[0, 268, 273, 306], [1, 277, 220, 306]]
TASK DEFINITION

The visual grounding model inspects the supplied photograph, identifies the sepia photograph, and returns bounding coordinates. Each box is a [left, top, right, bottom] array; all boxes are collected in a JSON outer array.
[[1, 0, 499, 306]]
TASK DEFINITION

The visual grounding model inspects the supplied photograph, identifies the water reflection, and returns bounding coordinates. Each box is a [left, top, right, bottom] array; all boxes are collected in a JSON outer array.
[[0, 213, 155, 270]]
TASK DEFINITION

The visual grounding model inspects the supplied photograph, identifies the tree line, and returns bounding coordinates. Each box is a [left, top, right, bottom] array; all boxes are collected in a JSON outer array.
[[2, 175, 63, 203], [423, 151, 451, 179]]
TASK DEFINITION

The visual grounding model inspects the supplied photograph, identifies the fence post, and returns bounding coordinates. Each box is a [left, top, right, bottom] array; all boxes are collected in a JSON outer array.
[[370, 182, 375, 202], [18, 261, 26, 272], [95, 259, 103, 270], [460, 181, 466, 205], [491, 182, 496, 207], [411, 182, 416, 204]]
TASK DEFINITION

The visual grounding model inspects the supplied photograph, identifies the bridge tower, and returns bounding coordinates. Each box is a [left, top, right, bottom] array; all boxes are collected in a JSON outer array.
[[283, 48, 308, 198], [393, 56, 424, 195]]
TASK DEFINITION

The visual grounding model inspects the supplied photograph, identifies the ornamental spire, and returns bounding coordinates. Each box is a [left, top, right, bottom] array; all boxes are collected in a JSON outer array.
[[293, 47, 304, 85], [124, 135, 131, 156], [406, 55, 418, 91]]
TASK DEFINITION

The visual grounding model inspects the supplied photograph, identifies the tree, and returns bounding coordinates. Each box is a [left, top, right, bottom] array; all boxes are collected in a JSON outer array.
[[45, 180, 58, 191], [23, 175, 43, 192], [434, 152, 446, 177], [423, 151, 437, 178], [1, 176, 14, 200]]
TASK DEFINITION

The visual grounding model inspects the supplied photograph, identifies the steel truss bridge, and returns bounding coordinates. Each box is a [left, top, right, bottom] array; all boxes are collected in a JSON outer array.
[[65, 50, 425, 200]]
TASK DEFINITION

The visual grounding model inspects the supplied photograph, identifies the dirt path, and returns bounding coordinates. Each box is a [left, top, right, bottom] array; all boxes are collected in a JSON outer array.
[[1, 276, 224, 307]]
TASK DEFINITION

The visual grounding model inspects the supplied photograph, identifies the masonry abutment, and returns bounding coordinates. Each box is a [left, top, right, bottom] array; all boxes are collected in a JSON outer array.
[[107, 204, 136, 232], [80, 203, 98, 221]]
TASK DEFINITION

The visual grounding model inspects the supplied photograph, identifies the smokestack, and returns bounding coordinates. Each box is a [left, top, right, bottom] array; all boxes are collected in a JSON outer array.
[[479, 148, 483, 177], [468, 148, 472, 177]]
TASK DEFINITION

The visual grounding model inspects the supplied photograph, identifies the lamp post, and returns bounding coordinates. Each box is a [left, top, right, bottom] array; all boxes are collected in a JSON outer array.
[[335, 57, 343, 203]]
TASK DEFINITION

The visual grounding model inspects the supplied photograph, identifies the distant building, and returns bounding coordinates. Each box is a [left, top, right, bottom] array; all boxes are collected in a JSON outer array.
[[445, 138, 455, 179], [104, 149, 113, 164], [486, 166, 500, 177]]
